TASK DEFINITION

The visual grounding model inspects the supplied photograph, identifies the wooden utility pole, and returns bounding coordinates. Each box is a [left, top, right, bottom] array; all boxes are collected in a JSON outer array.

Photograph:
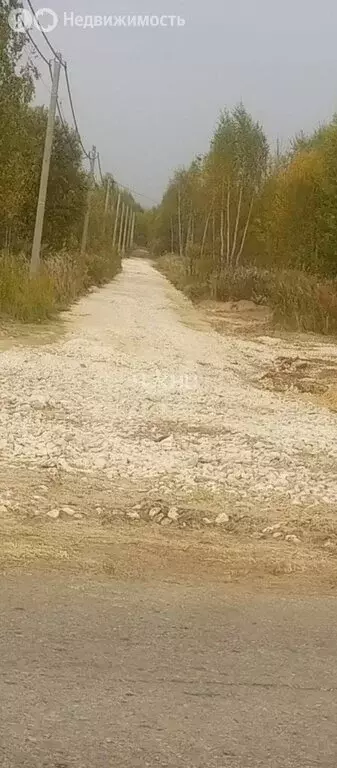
[[80, 145, 96, 258], [118, 202, 125, 253], [112, 192, 121, 248], [30, 55, 62, 275], [122, 206, 129, 254]]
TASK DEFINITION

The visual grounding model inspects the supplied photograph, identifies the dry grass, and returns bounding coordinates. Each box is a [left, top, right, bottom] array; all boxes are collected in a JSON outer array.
[[157, 254, 337, 336], [0, 248, 121, 322]]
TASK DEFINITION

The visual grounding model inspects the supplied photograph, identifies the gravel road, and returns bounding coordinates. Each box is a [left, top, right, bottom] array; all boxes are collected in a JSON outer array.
[[1, 257, 337, 520]]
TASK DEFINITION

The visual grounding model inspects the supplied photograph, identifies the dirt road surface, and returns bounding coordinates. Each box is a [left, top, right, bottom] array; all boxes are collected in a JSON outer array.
[[1, 574, 337, 768]]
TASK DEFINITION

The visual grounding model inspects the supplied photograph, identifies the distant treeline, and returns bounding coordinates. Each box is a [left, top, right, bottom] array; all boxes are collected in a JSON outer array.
[[140, 103, 337, 333]]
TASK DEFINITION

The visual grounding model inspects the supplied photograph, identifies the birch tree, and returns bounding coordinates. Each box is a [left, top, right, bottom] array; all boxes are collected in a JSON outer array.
[[207, 104, 268, 269]]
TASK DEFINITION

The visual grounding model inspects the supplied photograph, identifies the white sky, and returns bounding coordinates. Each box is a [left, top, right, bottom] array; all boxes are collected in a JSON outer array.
[[32, 0, 337, 205]]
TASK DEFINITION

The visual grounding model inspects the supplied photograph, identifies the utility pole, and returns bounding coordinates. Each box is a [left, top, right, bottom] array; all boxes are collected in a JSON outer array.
[[130, 212, 136, 249], [112, 192, 121, 249], [122, 206, 129, 254], [81, 145, 96, 258], [30, 55, 62, 276], [103, 177, 111, 233], [127, 208, 133, 250], [104, 178, 111, 216], [118, 202, 125, 253]]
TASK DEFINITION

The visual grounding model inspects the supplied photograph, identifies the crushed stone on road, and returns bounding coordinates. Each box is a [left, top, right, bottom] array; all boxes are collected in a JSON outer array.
[[0, 258, 337, 519]]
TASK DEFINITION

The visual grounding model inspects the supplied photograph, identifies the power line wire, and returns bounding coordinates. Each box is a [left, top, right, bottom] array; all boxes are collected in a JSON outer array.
[[96, 153, 157, 203], [63, 64, 91, 159], [25, 32, 66, 135], [24, 42, 76, 156], [25, 0, 91, 161], [25, 13, 154, 205], [45, 61, 84, 158], [39, 72, 52, 96], [115, 182, 158, 204], [25, 0, 64, 65], [27, 31, 91, 161], [25, 26, 50, 67]]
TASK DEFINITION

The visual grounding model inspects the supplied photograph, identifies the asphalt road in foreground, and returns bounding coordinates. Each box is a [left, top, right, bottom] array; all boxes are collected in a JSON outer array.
[[1, 575, 337, 767]]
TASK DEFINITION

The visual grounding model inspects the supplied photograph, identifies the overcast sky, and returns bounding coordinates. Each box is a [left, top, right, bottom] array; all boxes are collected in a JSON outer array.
[[32, 0, 337, 205]]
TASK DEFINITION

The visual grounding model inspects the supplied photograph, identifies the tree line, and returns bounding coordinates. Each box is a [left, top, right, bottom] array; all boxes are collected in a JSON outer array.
[[143, 103, 337, 332], [0, 0, 141, 320], [1, 0, 139, 254]]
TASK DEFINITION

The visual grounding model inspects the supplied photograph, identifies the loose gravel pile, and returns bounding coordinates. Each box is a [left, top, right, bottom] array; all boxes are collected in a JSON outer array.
[[1, 258, 337, 516]]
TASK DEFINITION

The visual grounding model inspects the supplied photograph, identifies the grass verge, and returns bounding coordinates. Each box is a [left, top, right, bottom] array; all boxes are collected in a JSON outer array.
[[0, 248, 121, 322], [157, 254, 337, 335]]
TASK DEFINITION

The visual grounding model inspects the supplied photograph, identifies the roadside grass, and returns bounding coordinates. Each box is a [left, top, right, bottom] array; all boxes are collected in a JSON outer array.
[[156, 254, 337, 335], [0, 249, 121, 322]]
